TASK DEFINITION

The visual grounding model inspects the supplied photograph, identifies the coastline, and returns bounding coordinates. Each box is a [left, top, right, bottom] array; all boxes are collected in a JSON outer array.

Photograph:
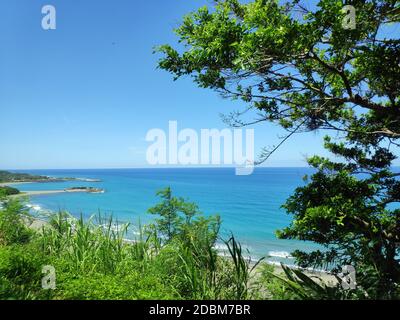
[[11, 190, 69, 197], [265, 262, 338, 284], [0, 181, 33, 187], [1, 181, 104, 197], [0, 176, 101, 188], [10, 189, 104, 198]]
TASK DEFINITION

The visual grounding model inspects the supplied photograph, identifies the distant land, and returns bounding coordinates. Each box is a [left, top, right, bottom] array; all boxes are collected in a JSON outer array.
[[0, 170, 101, 184], [0, 170, 105, 196]]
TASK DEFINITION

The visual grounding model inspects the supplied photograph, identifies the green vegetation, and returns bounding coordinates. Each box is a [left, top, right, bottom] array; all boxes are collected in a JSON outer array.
[[0, 198, 33, 246], [0, 170, 50, 183], [0, 170, 100, 184], [157, 0, 400, 299], [0, 186, 20, 196]]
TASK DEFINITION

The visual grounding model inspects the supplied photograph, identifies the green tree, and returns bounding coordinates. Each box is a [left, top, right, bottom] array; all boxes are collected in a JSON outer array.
[[0, 186, 20, 196], [147, 187, 183, 241], [157, 0, 400, 298], [147, 187, 221, 245], [0, 198, 32, 246]]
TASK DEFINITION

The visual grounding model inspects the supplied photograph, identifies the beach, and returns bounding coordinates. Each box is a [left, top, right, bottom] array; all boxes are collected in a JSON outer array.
[[1, 182, 67, 197], [1, 181, 103, 197], [13, 190, 68, 197], [0, 181, 33, 187]]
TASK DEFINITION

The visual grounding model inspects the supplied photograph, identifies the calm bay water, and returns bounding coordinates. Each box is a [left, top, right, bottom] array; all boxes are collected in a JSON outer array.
[[15, 167, 321, 264]]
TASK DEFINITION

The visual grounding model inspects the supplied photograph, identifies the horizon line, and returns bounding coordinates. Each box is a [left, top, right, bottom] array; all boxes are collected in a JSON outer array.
[[3, 165, 313, 171]]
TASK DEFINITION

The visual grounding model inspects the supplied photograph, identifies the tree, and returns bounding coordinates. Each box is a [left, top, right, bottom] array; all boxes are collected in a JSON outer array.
[[0, 198, 32, 246], [148, 187, 181, 241], [157, 0, 400, 298], [147, 187, 221, 246], [0, 186, 20, 196]]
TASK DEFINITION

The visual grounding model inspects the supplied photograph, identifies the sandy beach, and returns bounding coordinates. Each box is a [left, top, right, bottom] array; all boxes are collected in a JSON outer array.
[[1, 181, 103, 197], [267, 263, 338, 285], [10, 189, 104, 198], [0, 181, 33, 187], [13, 190, 68, 197], [0, 182, 68, 197]]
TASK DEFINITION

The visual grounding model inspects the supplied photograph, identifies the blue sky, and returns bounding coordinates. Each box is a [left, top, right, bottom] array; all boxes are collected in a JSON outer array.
[[0, 0, 387, 169]]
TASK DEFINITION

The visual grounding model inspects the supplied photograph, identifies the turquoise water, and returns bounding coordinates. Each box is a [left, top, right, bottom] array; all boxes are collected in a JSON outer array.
[[14, 168, 320, 264]]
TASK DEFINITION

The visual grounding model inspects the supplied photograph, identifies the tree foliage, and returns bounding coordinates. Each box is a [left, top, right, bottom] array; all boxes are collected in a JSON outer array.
[[0, 186, 20, 196], [0, 171, 50, 183], [157, 0, 400, 298], [147, 187, 221, 246]]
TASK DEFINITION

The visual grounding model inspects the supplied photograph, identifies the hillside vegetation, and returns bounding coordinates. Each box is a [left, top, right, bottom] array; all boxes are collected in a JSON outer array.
[[0, 171, 50, 183], [0, 186, 20, 196]]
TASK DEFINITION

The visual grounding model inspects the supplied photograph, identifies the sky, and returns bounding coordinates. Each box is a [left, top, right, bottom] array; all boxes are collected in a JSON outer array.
[[0, 0, 391, 169]]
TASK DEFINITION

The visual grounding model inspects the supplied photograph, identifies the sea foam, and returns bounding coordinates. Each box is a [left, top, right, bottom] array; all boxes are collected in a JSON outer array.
[[268, 251, 293, 259]]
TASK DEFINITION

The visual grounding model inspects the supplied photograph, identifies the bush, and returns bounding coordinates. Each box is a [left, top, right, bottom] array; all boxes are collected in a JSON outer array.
[[0, 244, 51, 300], [0, 199, 33, 246], [256, 264, 299, 300], [54, 272, 176, 300], [0, 186, 20, 196]]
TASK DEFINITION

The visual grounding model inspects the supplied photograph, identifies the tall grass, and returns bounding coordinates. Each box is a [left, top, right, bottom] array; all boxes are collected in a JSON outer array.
[[224, 236, 264, 299], [40, 212, 130, 274], [34, 210, 261, 299]]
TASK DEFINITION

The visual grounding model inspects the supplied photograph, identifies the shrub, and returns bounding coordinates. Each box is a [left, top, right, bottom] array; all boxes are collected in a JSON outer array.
[[0, 244, 51, 300], [54, 272, 176, 300], [0, 199, 33, 246], [0, 186, 20, 196]]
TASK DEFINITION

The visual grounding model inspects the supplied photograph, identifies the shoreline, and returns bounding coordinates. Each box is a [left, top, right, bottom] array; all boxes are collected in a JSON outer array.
[[0, 181, 34, 187], [1, 181, 105, 197], [12, 190, 69, 197], [0, 177, 101, 188], [11, 189, 104, 198]]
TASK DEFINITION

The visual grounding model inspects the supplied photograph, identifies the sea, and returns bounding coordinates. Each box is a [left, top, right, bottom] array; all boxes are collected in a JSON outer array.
[[12, 167, 322, 265]]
